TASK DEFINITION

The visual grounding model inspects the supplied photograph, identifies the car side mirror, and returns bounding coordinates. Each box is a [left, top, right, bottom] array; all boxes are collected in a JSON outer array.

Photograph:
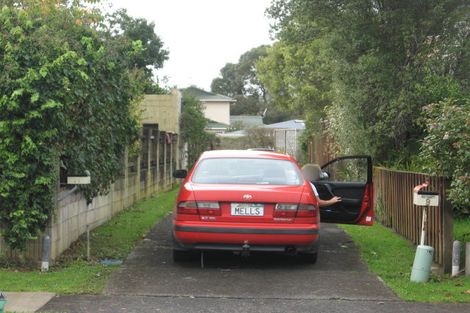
[[173, 169, 187, 179]]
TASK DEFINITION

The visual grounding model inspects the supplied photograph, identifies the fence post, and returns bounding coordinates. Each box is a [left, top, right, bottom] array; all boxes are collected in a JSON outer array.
[[123, 147, 129, 207], [156, 130, 160, 193], [163, 132, 167, 189], [136, 144, 141, 201], [146, 127, 152, 198], [170, 136, 174, 186], [442, 181, 454, 274]]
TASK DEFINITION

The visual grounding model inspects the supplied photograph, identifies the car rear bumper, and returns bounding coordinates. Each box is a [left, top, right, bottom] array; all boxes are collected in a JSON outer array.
[[173, 221, 319, 252]]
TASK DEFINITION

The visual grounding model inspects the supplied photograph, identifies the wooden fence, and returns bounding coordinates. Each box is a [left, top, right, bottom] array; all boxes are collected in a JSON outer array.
[[306, 135, 336, 166], [374, 167, 453, 273]]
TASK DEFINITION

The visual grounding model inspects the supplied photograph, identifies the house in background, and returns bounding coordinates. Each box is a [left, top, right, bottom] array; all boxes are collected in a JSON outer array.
[[206, 119, 230, 134], [263, 119, 305, 131], [218, 119, 305, 161], [230, 115, 264, 129], [265, 120, 305, 161], [183, 87, 235, 132]]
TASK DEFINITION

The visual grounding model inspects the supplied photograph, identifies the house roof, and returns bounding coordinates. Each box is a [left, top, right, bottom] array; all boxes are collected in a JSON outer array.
[[206, 119, 230, 130], [264, 119, 305, 130], [183, 86, 235, 103], [230, 115, 264, 127], [219, 119, 305, 137], [217, 130, 246, 138]]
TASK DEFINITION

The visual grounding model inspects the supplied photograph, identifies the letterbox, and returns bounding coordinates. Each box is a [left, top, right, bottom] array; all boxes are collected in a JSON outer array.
[[413, 190, 439, 207]]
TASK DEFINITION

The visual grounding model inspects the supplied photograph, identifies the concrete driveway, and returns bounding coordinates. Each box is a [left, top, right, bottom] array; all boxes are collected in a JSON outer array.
[[41, 216, 469, 313]]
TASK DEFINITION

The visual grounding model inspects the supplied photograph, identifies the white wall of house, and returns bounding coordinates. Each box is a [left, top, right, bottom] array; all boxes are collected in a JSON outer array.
[[201, 101, 230, 125]]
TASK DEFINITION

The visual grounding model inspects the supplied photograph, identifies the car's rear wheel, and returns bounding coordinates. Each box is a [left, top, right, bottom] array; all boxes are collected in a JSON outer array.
[[299, 252, 318, 264]]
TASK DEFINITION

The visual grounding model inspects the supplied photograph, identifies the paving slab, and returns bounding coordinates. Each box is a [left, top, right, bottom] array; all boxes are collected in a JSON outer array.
[[3, 292, 55, 313]]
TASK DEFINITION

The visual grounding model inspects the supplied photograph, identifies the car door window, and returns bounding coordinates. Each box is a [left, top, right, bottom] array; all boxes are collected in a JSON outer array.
[[316, 156, 373, 225], [322, 158, 368, 183]]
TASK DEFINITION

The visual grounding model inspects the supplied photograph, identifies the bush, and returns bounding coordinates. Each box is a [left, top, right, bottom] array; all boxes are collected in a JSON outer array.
[[0, 3, 147, 250], [218, 127, 274, 151], [180, 94, 217, 167], [420, 97, 470, 215]]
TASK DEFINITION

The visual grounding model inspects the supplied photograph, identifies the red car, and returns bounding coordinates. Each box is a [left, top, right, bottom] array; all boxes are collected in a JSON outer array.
[[172, 150, 373, 263]]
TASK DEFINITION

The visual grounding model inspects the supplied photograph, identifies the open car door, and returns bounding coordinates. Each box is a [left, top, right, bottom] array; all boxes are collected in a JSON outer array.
[[313, 156, 373, 226]]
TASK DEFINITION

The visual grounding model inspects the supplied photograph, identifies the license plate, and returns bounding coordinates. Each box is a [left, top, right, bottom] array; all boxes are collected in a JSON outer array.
[[231, 203, 264, 216]]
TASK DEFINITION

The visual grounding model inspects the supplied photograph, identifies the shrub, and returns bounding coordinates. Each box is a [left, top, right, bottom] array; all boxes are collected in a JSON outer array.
[[420, 97, 470, 215]]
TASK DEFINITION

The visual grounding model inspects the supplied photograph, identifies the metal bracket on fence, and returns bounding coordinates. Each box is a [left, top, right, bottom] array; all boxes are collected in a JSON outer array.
[[57, 185, 78, 202], [57, 170, 91, 202]]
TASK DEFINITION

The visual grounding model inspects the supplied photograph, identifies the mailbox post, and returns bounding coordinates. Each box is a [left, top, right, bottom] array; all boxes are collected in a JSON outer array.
[[410, 183, 439, 283]]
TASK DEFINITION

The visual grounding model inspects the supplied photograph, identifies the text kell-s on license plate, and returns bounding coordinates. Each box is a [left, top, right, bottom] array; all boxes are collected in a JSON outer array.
[[231, 203, 264, 216]]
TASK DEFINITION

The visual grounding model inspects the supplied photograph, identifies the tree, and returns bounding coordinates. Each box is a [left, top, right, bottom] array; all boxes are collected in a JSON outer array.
[[260, 0, 470, 161], [211, 45, 294, 123], [211, 63, 244, 98], [0, 1, 159, 249], [256, 39, 333, 134], [105, 9, 169, 94], [420, 97, 470, 215], [179, 94, 216, 167]]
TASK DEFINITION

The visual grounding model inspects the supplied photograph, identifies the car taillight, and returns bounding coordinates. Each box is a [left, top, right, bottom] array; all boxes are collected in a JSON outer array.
[[297, 204, 317, 217], [177, 201, 221, 216], [177, 201, 198, 215], [197, 201, 221, 216], [274, 204, 298, 217]]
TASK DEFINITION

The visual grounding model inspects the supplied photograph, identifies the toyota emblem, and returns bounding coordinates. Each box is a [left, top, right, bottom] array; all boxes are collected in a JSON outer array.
[[243, 194, 253, 200]]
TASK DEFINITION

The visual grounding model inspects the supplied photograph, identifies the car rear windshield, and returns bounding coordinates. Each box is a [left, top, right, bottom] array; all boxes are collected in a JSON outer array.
[[191, 158, 304, 185]]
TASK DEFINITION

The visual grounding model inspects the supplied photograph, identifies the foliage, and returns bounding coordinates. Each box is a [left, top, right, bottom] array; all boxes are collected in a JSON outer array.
[[420, 97, 470, 215], [219, 128, 274, 150], [257, 39, 333, 119], [105, 9, 169, 94], [211, 45, 293, 124], [260, 0, 470, 162], [179, 93, 216, 167], [244, 128, 275, 149], [0, 1, 163, 249], [0, 187, 177, 294], [212, 45, 268, 100]]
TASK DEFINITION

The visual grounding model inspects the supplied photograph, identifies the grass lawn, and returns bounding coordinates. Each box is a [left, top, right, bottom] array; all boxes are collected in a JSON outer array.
[[0, 187, 178, 294], [339, 222, 470, 302]]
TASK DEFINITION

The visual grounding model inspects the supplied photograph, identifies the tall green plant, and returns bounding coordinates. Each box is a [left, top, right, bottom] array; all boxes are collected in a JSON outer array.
[[179, 94, 216, 167], [0, 2, 155, 250], [259, 0, 470, 162], [420, 97, 470, 215]]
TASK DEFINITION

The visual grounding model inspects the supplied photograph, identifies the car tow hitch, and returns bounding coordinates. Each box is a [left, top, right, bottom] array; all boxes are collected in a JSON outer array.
[[241, 241, 251, 257]]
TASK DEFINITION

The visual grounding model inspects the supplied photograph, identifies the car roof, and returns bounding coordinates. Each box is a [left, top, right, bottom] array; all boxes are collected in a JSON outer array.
[[199, 150, 294, 161]]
